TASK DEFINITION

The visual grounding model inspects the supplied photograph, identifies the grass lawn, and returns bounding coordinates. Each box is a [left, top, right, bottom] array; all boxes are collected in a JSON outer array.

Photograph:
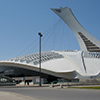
[[69, 86, 100, 89]]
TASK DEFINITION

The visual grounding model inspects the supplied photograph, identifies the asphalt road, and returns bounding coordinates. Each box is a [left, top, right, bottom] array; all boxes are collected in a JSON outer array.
[[0, 86, 100, 100]]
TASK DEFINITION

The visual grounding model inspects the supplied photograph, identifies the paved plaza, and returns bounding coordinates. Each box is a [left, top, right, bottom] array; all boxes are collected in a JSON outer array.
[[0, 86, 100, 100]]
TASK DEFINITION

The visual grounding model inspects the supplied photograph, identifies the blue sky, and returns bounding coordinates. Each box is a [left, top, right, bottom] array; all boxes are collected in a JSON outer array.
[[0, 0, 100, 60]]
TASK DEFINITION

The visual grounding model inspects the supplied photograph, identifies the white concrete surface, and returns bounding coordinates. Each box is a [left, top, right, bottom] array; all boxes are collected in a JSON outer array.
[[0, 91, 40, 100]]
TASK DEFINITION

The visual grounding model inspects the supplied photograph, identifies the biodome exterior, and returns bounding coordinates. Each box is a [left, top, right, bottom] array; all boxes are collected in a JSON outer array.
[[0, 7, 100, 82]]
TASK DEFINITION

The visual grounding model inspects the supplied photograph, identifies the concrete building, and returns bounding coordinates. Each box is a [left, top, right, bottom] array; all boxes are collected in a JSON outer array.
[[0, 7, 100, 83]]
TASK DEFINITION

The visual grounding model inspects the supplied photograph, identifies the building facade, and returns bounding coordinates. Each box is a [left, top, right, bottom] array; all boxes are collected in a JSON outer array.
[[0, 7, 100, 83]]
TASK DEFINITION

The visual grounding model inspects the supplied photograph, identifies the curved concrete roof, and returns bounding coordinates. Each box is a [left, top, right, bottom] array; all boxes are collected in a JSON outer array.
[[1, 50, 100, 79], [0, 50, 77, 79]]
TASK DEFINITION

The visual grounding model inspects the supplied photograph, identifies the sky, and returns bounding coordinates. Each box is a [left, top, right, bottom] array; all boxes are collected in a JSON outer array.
[[0, 0, 100, 60]]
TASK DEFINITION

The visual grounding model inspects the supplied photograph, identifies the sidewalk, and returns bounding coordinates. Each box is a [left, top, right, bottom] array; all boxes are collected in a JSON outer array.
[[0, 91, 40, 100]]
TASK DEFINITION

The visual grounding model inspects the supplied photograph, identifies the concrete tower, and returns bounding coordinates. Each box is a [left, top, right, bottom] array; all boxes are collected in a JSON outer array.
[[51, 7, 100, 52]]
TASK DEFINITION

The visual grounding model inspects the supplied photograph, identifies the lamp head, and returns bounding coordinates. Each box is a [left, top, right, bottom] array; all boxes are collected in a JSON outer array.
[[38, 33, 43, 37]]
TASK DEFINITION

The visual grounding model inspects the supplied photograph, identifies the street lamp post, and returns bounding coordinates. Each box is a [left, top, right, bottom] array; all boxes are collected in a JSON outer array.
[[38, 32, 43, 86]]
